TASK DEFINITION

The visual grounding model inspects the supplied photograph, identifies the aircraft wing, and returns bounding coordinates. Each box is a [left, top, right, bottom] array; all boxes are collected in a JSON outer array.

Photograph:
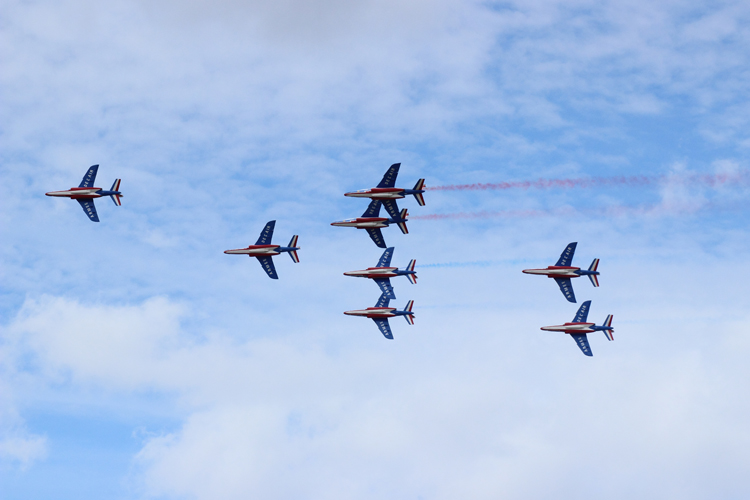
[[375, 292, 391, 308], [79, 165, 99, 188], [374, 278, 396, 299], [376, 163, 400, 188], [573, 300, 591, 323], [376, 247, 395, 267], [362, 200, 382, 218], [555, 242, 577, 266], [570, 333, 593, 356], [554, 278, 576, 303], [366, 228, 387, 248], [372, 318, 394, 339], [382, 200, 401, 219], [255, 220, 276, 245], [256, 256, 278, 279], [77, 199, 100, 222]]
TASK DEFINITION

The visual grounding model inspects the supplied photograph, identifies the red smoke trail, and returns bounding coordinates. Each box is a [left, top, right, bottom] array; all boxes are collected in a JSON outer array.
[[426, 172, 749, 192]]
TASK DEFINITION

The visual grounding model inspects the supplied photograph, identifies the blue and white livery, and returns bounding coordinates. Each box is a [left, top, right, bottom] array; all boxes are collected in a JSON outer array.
[[224, 221, 300, 279], [343, 292, 415, 339], [540, 300, 614, 356], [344, 163, 426, 218], [522, 242, 600, 303], [343, 247, 417, 299], [331, 200, 409, 248], [45, 165, 123, 222]]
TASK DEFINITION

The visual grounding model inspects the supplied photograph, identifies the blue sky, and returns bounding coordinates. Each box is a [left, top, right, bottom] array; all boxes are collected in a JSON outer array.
[[2, 0, 750, 498]]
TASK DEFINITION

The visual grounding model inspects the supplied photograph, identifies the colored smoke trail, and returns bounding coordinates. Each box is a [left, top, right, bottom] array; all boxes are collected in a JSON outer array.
[[426, 172, 750, 192]]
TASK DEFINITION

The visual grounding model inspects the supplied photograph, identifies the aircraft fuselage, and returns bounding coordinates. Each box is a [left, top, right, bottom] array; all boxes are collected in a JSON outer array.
[[46, 187, 104, 199], [344, 307, 397, 319], [344, 267, 399, 279], [522, 266, 581, 278], [541, 322, 596, 334], [344, 187, 406, 200], [224, 244, 281, 257], [330, 217, 389, 229]]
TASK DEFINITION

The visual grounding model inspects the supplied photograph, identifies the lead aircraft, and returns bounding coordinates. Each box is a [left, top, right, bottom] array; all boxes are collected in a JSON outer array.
[[343, 247, 417, 299], [344, 163, 426, 218], [344, 292, 415, 339], [331, 200, 408, 248], [224, 221, 300, 279], [45, 165, 122, 222], [522, 242, 600, 302], [540, 300, 614, 356]]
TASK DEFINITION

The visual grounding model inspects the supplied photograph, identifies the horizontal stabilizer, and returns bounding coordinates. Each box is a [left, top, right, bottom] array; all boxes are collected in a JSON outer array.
[[110, 178, 122, 192], [413, 179, 426, 206], [588, 258, 600, 287], [397, 208, 409, 234], [403, 300, 415, 324], [288, 235, 300, 263], [406, 259, 417, 284], [603, 314, 614, 341], [110, 194, 122, 206]]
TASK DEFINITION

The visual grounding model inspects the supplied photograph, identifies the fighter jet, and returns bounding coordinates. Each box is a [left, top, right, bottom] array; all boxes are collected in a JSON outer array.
[[344, 163, 426, 219], [522, 242, 600, 303], [330, 200, 408, 248], [45, 165, 122, 222], [224, 221, 300, 279], [344, 292, 415, 339], [540, 300, 614, 356], [344, 247, 416, 299]]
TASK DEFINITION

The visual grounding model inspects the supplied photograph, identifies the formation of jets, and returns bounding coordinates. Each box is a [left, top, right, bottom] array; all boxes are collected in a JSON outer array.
[[524, 243, 614, 356], [337, 163, 425, 338], [47, 163, 617, 353]]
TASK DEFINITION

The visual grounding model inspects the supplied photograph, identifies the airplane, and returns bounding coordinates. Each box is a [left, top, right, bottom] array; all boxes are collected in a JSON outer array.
[[343, 292, 415, 339], [343, 247, 417, 299], [330, 200, 408, 248], [344, 163, 426, 219], [45, 164, 122, 222], [224, 221, 300, 279], [540, 300, 614, 356], [522, 242, 600, 302]]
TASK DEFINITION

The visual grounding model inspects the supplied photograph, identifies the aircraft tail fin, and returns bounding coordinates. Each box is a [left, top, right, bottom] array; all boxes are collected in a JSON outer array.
[[288, 235, 300, 263], [110, 179, 122, 206], [405, 259, 417, 284], [403, 300, 415, 324], [397, 208, 409, 234], [587, 258, 600, 287], [412, 179, 426, 206], [602, 314, 614, 341]]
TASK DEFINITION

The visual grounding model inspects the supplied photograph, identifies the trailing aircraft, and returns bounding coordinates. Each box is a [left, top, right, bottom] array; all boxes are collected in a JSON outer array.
[[224, 221, 300, 279], [344, 163, 425, 218], [343, 247, 416, 299], [45, 164, 122, 222], [331, 200, 408, 248], [540, 300, 614, 357], [343, 292, 415, 339], [522, 242, 600, 302]]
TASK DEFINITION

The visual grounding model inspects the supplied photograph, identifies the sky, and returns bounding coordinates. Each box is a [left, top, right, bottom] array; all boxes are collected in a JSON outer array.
[[2, 0, 750, 498]]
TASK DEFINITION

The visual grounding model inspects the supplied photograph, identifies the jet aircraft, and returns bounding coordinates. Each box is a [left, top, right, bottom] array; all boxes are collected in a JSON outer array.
[[224, 221, 300, 279], [343, 292, 415, 339], [331, 200, 408, 248], [45, 164, 122, 222], [344, 163, 426, 219], [343, 247, 416, 299], [540, 300, 614, 356], [522, 242, 600, 302]]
